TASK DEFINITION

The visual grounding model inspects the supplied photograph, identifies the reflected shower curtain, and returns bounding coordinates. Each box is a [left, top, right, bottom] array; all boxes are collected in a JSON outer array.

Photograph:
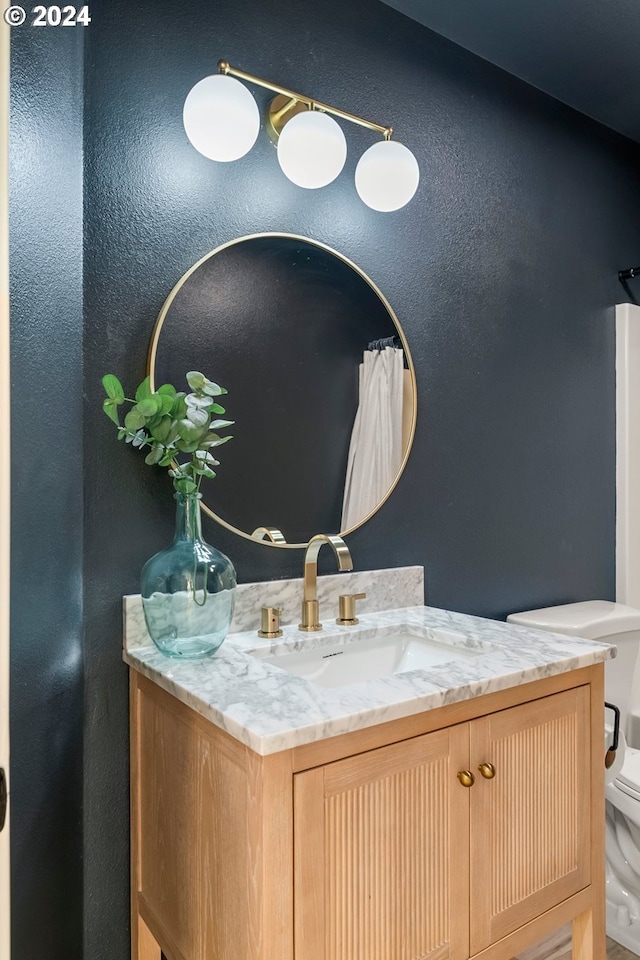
[[341, 346, 404, 530]]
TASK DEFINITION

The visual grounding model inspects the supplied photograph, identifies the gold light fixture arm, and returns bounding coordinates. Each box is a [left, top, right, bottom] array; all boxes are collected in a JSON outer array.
[[218, 60, 393, 140]]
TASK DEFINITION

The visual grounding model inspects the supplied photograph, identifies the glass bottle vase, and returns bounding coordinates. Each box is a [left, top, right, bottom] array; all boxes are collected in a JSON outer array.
[[141, 491, 236, 658]]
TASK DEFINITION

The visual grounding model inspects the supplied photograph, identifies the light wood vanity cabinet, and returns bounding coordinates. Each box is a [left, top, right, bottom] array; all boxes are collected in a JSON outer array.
[[294, 687, 590, 960], [130, 667, 604, 960]]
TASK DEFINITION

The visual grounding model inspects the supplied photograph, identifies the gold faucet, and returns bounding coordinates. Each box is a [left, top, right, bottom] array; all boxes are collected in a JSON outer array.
[[299, 534, 353, 631], [251, 526, 287, 544]]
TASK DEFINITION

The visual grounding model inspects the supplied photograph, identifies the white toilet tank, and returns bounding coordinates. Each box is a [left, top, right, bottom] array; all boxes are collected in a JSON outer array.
[[507, 600, 640, 739]]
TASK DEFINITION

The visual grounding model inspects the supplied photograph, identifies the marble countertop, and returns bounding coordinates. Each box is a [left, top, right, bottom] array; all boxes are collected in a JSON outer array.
[[124, 602, 614, 756]]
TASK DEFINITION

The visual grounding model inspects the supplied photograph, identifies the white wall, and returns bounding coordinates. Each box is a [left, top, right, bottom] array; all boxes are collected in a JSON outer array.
[[615, 303, 640, 608], [0, 12, 10, 956]]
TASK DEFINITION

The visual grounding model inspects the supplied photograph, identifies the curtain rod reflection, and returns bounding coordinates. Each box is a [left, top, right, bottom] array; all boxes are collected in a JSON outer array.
[[619, 267, 640, 282]]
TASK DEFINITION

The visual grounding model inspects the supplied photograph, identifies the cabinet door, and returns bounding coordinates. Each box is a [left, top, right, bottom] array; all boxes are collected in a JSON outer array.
[[294, 724, 470, 960], [469, 686, 591, 953]]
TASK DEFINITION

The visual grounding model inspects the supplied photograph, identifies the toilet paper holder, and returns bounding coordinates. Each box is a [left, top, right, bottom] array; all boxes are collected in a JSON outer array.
[[605, 701, 620, 769]]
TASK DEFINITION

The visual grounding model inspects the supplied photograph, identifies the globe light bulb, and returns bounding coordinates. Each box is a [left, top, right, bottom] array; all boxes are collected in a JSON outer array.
[[355, 140, 420, 212], [183, 74, 260, 162], [277, 111, 347, 189]]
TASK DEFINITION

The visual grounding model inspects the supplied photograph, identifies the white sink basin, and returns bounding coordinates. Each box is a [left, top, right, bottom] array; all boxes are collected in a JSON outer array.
[[251, 624, 488, 688]]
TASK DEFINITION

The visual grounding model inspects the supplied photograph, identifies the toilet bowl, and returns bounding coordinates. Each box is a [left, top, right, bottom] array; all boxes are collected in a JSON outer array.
[[507, 600, 640, 954], [604, 729, 640, 949]]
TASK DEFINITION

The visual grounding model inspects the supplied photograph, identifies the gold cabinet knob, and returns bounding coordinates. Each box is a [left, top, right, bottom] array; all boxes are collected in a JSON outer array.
[[478, 762, 496, 780], [457, 770, 475, 788]]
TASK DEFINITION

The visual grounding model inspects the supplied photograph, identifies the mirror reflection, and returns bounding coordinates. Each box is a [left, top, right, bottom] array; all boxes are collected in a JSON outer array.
[[149, 234, 416, 547]]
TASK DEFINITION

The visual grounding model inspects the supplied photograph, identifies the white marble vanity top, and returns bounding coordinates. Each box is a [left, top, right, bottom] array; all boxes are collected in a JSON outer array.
[[124, 591, 613, 756]]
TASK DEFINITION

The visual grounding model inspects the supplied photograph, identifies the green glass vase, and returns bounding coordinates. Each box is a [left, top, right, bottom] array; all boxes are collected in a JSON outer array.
[[141, 491, 236, 658]]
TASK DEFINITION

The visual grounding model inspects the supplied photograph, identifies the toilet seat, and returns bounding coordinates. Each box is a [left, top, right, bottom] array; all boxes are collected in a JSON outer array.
[[614, 747, 640, 802]]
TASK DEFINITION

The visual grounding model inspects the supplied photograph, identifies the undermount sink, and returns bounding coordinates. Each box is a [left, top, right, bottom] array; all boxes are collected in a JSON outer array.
[[251, 623, 490, 688]]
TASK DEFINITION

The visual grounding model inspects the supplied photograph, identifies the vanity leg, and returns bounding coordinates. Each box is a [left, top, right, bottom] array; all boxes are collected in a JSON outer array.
[[572, 905, 605, 960], [132, 911, 162, 960]]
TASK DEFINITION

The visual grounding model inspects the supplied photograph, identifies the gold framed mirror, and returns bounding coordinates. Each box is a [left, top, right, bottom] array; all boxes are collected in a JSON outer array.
[[148, 233, 417, 548]]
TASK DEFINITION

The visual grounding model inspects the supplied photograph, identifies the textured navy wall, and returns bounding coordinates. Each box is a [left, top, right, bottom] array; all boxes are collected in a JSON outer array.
[[9, 0, 640, 955], [382, 0, 640, 144], [9, 26, 84, 960]]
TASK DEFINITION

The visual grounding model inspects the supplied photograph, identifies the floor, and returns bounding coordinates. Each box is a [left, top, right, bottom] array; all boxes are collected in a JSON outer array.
[[517, 926, 638, 960]]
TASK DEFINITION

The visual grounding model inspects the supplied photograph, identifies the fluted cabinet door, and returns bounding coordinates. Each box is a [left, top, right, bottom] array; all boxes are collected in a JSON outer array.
[[294, 725, 470, 960], [469, 686, 591, 954]]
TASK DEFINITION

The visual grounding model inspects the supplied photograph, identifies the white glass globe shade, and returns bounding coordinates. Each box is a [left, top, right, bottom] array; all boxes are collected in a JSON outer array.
[[183, 74, 260, 162], [355, 140, 420, 212], [277, 111, 347, 189]]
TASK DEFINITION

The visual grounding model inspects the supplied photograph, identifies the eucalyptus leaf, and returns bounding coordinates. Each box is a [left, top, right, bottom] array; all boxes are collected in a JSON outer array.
[[209, 419, 234, 430], [124, 408, 146, 431], [174, 438, 202, 453], [102, 374, 125, 403], [158, 393, 174, 415], [144, 443, 164, 465], [193, 464, 217, 478], [185, 394, 212, 410], [185, 406, 208, 429], [209, 403, 226, 414], [157, 383, 176, 397], [103, 397, 121, 426], [136, 397, 160, 418], [135, 377, 152, 402], [165, 422, 181, 444], [195, 450, 218, 464], [149, 416, 172, 443], [177, 418, 205, 442], [186, 371, 206, 391], [205, 434, 232, 447], [171, 394, 188, 420], [174, 476, 198, 495], [202, 381, 226, 397]]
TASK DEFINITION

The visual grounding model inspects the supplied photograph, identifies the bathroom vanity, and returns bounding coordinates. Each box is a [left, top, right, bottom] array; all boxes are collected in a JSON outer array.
[[124, 572, 612, 960]]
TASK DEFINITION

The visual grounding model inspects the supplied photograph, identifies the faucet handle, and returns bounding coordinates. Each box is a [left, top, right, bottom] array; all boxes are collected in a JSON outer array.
[[336, 593, 367, 626], [258, 606, 283, 639]]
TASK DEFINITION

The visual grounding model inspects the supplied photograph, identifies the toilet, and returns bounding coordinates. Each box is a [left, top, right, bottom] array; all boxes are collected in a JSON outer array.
[[507, 600, 640, 954]]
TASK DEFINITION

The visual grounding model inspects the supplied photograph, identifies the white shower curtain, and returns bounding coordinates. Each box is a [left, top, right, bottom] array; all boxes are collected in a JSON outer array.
[[341, 346, 404, 530]]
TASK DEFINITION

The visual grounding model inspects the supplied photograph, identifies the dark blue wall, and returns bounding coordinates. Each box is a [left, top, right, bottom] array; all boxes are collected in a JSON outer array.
[[10, 25, 84, 960], [9, 0, 640, 956], [382, 0, 640, 144]]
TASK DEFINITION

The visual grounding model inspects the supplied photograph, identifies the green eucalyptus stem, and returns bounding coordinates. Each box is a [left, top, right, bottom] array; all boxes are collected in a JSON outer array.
[[183, 492, 208, 608]]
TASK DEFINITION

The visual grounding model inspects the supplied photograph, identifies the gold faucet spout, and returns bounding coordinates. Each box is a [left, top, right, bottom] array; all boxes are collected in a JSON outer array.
[[299, 534, 353, 632], [251, 526, 287, 544]]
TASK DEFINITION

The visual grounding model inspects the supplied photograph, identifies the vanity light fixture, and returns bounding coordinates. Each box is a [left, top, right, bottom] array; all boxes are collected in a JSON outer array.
[[183, 60, 420, 212]]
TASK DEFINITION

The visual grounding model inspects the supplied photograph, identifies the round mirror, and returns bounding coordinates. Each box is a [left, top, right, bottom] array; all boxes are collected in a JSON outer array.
[[148, 233, 417, 548]]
